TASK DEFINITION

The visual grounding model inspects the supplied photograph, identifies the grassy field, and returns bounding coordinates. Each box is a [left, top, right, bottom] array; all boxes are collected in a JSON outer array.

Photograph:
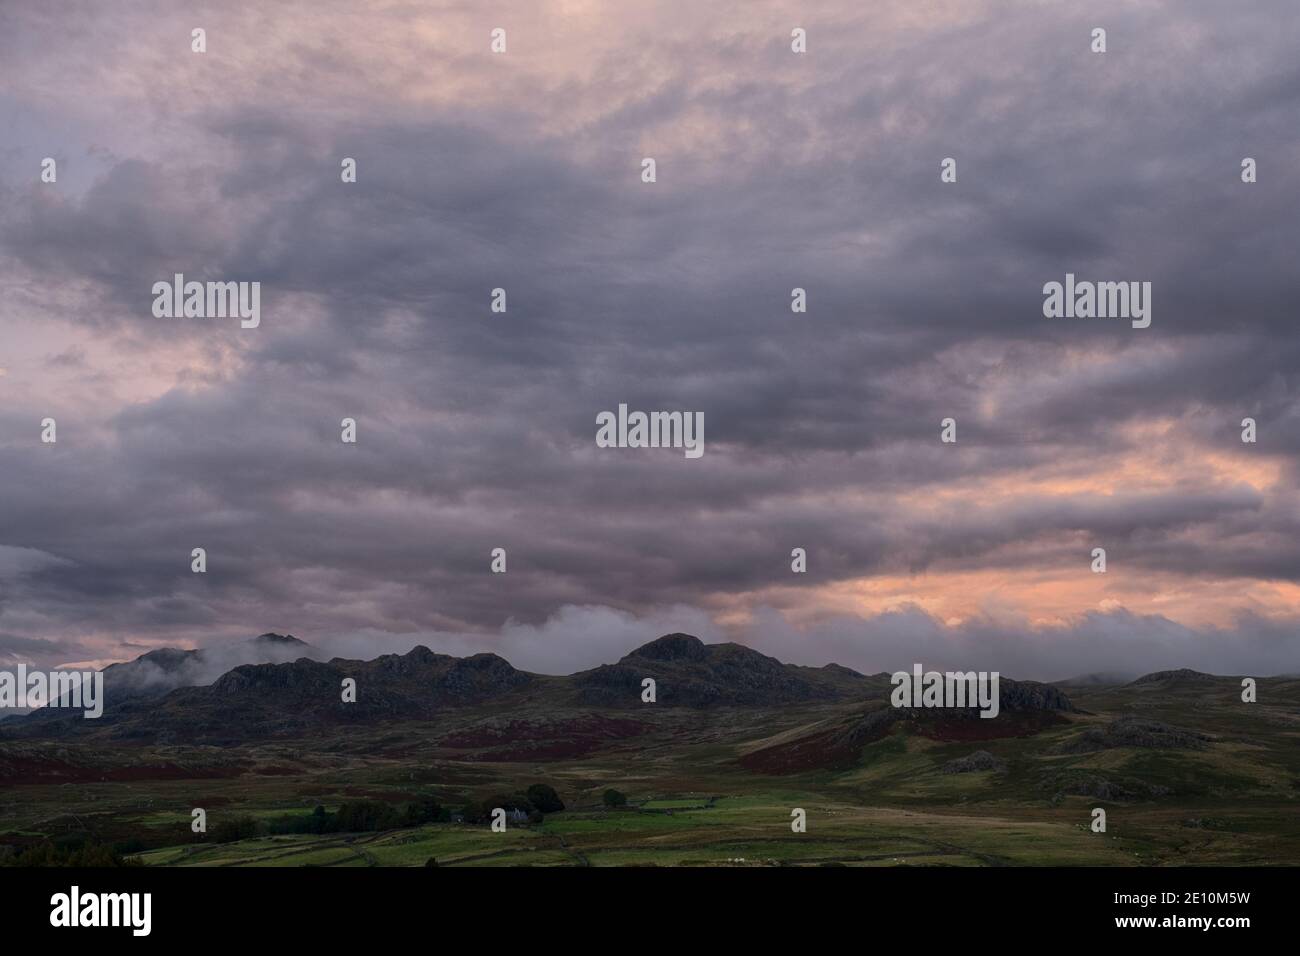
[[118, 788, 1295, 867]]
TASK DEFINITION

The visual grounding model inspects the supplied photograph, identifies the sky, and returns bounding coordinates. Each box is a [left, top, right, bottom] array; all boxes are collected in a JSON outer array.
[[1, 0, 1298, 681]]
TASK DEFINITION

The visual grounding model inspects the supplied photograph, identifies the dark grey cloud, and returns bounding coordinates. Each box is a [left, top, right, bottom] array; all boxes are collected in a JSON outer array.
[[0, 0, 1297, 676], [0, 632, 81, 668]]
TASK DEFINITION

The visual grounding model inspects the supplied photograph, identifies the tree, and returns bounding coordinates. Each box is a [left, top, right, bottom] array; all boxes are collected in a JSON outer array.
[[602, 789, 628, 808], [526, 783, 565, 813], [403, 798, 444, 827], [331, 800, 400, 833], [211, 815, 260, 844], [1, 842, 142, 867], [477, 794, 534, 822]]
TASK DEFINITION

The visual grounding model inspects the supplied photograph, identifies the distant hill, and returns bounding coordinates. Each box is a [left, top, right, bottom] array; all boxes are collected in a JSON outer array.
[[572, 633, 882, 707], [21, 633, 317, 728], [1051, 671, 1135, 687], [26, 633, 1278, 753], [5, 642, 534, 744], [3, 632, 891, 744], [98, 633, 316, 702], [1129, 668, 1219, 686]]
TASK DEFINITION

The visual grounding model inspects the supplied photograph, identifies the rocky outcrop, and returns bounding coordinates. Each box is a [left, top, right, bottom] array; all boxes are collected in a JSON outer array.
[[942, 750, 1006, 774], [1053, 715, 1209, 754]]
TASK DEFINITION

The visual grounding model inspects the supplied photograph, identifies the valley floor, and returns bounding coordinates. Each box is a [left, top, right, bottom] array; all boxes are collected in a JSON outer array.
[[127, 794, 1298, 867]]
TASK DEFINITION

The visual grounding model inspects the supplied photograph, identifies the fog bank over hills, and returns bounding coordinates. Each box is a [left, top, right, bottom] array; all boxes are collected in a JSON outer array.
[[6, 601, 1294, 701], [99, 633, 320, 700], [293, 603, 1298, 685]]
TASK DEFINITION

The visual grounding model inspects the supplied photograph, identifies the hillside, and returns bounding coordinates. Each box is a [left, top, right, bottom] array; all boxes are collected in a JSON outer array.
[[1, 636, 1298, 867]]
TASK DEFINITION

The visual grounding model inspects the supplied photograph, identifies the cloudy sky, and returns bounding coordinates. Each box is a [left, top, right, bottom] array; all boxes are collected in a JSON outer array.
[[1, 0, 1298, 680]]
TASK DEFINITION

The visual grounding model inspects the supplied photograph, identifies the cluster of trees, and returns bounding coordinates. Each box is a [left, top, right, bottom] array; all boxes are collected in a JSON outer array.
[[205, 782, 596, 845], [212, 815, 263, 843], [4, 782, 602, 862], [325, 798, 452, 833], [0, 841, 142, 867], [456, 783, 565, 825], [527, 783, 565, 813], [207, 800, 432, 843], [235, 799, 451, 841], [214, 785, 570, 842]]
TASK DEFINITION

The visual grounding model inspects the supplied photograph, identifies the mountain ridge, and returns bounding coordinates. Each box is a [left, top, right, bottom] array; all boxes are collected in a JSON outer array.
[[3, 632, 887, 743], [13, 632, 1258, 747]]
